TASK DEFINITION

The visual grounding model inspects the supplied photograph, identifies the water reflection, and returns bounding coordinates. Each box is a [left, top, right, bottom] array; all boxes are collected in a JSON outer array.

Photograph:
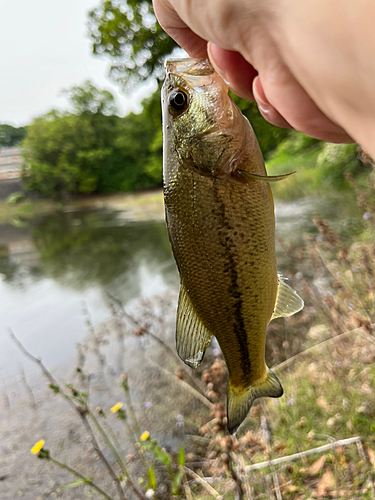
[[2, 210, 177, 291], [0, 209, 179, 377], [0, 199, 331, 378]]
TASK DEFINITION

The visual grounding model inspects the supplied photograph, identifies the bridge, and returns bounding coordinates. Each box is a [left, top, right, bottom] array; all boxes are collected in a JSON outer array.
[[0, 147, 23, 180], [0, 147, 24, 200]]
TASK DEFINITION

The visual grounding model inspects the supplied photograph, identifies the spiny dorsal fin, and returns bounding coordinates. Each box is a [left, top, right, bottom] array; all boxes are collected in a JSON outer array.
[[271, 275, 304, 320], [176, 283, 212, 369], [236, 169, 296, 183], [227, 368, 283, 434]]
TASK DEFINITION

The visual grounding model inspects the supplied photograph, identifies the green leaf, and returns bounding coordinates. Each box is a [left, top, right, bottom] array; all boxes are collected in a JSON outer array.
[[178, 446, 185, 466], [88, 0, 177, 88], [57, 478, 92, 489], [172, 468, 184, 495], [147, 462, 157, 491], [142, 439, 172, 466]]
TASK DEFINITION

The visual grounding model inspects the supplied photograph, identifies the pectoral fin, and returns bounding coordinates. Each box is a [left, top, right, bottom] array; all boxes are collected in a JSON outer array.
[[271, 275, 304, 320], [176, 284, 212, 368], [236, 169, 296, 183], [227, 368, 283, 434]]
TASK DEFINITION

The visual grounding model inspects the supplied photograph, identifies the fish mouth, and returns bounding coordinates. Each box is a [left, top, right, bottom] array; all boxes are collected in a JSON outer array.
[[165, 57, 215, 77]]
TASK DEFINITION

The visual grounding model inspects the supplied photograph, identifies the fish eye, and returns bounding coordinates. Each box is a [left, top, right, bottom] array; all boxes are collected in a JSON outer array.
[[168, 90, 188, 113]]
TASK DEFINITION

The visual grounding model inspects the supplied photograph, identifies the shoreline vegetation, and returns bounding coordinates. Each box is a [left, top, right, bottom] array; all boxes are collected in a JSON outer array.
[[2, 137, 374, 225], [0, 189, 165, 225]]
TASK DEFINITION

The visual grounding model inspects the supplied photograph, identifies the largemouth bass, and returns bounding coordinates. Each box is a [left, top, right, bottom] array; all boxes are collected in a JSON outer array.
[[162, 58, 303, 434]]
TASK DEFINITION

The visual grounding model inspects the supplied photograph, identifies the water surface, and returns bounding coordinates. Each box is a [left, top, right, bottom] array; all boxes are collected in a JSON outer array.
[[0, 196, 357, 380]]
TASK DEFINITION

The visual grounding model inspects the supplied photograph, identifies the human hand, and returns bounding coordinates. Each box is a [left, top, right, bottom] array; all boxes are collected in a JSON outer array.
[[153, 0, 375, 149]]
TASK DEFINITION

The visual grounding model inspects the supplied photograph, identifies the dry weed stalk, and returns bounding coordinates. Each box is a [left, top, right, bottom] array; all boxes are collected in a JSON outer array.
[[10, 329, 146, 500]]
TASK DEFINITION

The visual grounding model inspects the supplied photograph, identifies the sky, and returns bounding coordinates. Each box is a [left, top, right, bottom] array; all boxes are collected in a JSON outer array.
[[0, 0, 157, 127]]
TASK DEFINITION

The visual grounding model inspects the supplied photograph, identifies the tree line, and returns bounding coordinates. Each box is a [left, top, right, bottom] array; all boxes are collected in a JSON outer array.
[[20, 82, 163, 199]]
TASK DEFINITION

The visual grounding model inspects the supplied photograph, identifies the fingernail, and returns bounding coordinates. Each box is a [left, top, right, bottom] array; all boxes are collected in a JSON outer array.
[[207, 42, 230, 85], [253, 78, 292, 128], [252, 76, 270, 111]]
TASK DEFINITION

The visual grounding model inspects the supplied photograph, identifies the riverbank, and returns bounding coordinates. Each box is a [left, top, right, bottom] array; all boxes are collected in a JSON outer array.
[[4, 275, 375, 499], [0, 189, 165, 225], [1, 137, 372, 226], [267, 140, 374, 202]]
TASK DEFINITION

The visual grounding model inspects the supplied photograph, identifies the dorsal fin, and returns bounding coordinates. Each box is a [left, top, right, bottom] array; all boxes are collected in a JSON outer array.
[[271, 275, 304, 320], [176, 283, 212, 368]]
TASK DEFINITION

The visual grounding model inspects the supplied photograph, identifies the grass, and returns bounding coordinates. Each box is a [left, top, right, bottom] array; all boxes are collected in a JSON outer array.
[[263, 334, 375, 498], [0, 198, 59, 224], [266, 138, 373, 202], [266, 147, 322, 200]]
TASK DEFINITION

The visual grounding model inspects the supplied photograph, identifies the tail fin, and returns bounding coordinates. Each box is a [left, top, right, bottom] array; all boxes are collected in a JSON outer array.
[[227, 369, 283, 434]]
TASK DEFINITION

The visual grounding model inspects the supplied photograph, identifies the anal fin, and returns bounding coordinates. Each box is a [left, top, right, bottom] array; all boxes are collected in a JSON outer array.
[[271, 275, 304, 320], [227, 368, 283, 434], [176, 284, 212, 369]]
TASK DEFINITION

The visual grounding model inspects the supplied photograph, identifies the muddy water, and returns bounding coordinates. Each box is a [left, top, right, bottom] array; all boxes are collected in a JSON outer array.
[[0, 198, 324, 381]]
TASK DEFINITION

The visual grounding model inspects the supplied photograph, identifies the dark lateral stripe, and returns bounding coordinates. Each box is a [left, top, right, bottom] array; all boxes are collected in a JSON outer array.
[[213, 183, 251, 383]]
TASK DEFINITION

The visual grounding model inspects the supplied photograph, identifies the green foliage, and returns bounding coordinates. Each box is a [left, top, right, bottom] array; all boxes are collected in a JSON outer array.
[[231, 94, 292, 158], [57, 478, 92, 489], [141, 438, 184, 495], [272, 129, 321, 156], [142, 438, 172, 468], [316, 142, 363, 189], [22, 82, 162, 200], [64, 81, 118, 116], [88, 0, 177, 89], [22, 110, 113, 199], [266, 131, 372, 199], [6, 192, 25, 205], [178, 445, 185, 466], [146, 462, 157, 491], [0, 123, 27, 147]]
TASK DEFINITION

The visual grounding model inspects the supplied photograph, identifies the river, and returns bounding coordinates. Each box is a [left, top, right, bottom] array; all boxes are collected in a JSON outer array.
[[0, 195, 336, 383], [0, 195, 332, 380]]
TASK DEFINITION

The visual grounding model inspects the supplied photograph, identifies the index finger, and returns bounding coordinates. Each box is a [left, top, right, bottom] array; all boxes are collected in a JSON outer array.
[[153, 0, 208, 57]]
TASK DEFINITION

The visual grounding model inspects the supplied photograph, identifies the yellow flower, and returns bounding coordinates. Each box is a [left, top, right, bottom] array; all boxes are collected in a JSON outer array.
[[31, 440, 45, 455], [110, 402, 123, 413], [140, 430, 150, 441]]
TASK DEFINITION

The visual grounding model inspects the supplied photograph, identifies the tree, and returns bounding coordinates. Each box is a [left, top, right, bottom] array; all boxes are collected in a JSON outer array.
[[63, 81, 118, 115], [22, 82, 163, 200], [88, 0, 176, 89], [0, 124, 27, 148]]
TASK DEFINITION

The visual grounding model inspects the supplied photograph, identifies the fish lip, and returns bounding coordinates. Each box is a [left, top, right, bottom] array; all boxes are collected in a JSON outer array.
[[165, 57, 215, 77]]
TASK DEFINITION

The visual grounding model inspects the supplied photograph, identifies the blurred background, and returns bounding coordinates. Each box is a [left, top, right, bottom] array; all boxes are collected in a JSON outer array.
[[1, 1, 375, 499]]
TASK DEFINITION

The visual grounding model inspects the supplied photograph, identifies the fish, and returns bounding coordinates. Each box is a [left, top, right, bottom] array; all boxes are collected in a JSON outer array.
[[161, 57, 304, 434]]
